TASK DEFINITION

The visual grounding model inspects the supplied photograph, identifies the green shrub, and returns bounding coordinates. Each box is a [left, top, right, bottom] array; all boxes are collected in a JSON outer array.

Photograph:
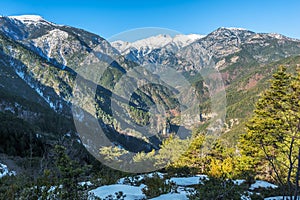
[[188, 176, 248, 200], [141, 173, 176, 198]]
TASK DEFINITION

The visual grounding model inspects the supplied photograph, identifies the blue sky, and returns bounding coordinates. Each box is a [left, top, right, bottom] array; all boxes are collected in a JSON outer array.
[[1, 0, 300, 40]]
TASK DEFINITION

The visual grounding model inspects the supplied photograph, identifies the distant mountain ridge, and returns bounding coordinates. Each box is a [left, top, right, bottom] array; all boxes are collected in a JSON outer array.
[[112, 27, 299, 59], [111, 27, 300, 67]]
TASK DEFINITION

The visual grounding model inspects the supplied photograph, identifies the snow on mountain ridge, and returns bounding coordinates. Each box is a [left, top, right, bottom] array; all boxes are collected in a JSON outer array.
[[133, 34, 172, 50], [111, 33, 205, 55], [173, 34, 205, 46], [185, 33, 205, 40], [266, 33, 300, 42]]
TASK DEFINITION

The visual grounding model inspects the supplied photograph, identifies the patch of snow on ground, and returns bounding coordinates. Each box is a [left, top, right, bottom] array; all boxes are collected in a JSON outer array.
[[78, 181, 93, 187], [149, 193, 188, 200], [170, 175, 207, 186], [234, 179, 246, 185], [264, 197, 300, 200], [249, 180, 278, 190], [65, 132, 71, 137], [89, 184, 146, 200], [0, 163, 16, 178]]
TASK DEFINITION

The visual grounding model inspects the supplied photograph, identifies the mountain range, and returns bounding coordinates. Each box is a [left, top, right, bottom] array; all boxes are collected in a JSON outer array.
[[1, 15, 300, 171]]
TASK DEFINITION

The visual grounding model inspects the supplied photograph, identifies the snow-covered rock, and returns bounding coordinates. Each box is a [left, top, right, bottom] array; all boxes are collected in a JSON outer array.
[[264, 196, 300, 200]]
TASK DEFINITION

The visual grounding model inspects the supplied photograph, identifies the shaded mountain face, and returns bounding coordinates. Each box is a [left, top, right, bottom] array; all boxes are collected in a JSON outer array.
[[1, 15, 300, 159]]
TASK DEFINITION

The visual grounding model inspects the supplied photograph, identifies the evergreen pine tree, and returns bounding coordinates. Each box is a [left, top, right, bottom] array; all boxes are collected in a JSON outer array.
[[55, 145, 85, 199], [239, 66, 300, 198]]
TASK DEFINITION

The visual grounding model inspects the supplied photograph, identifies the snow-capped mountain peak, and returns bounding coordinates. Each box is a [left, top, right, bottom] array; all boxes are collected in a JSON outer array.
[[111, 33, 205, 56], [133, 34, 173, 50], [9, 15, 44, 22], [223, 27, 247, 31], [8, 15, 53, 26]]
